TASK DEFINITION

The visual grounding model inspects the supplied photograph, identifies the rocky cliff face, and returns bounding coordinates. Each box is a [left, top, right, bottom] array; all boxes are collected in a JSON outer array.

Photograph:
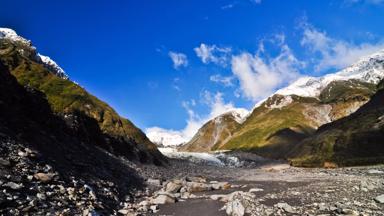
[[289, 80, 384, 167]]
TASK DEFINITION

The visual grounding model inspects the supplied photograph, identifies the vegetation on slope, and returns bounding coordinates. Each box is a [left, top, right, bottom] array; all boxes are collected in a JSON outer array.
[[289, 81, 384, 167], [0, 38, 164, 164], [179, 113, 241, 152], [219, 82, 377, 159]]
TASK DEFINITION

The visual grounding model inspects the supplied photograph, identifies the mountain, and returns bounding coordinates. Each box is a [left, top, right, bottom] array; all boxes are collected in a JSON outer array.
[[0, 55, 153, 213], [179, 109, 249, 152], [0, 28, 165, 165], [288, 80, 384, 167], [182, 49, 384, 159]]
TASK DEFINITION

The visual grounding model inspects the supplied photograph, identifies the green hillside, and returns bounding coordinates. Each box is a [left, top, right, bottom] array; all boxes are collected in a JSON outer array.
[[0, 37, 165, 164]]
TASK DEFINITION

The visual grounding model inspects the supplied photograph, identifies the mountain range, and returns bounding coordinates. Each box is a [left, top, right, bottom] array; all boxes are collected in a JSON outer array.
[[179, 49, 384, 166]]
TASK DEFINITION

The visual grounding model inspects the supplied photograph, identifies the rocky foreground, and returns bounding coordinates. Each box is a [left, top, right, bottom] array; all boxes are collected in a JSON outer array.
[[1, 140, 384, 216], [130, 158, 384, 216]]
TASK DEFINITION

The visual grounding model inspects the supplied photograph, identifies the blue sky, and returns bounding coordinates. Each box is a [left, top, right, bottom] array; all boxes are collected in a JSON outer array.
[[1, 0, 384, 141]]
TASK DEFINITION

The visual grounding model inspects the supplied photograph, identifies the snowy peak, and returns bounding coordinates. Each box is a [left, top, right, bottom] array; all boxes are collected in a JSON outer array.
[[276, 49, 384, 98], [218, 108, 250, 124], [0, 28, 31, 45], [146, 127, 188, 147], [0, 28, 68, 79]]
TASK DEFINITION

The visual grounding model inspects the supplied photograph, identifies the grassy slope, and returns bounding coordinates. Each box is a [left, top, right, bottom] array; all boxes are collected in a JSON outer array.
[[0, 38, 163, 163], [219, 81, 376, 158], [179, 113, 240, 152]]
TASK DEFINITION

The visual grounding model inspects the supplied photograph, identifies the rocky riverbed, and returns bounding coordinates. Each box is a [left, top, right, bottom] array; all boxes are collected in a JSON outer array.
[[129, 153, 384, 216], [1, 139, 384, 216]]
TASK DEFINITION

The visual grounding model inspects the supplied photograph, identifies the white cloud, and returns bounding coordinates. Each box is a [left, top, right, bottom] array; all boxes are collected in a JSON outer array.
[[300, 22, 384, 72], [194, 43, 232, 66], [209, 74, 235, 87], [169, 51, 188, 69], [231, 37, 302, 101], [146, 92, 245, 146]]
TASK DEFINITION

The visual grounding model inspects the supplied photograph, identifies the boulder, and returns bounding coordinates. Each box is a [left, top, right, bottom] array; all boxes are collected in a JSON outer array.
[[165, 181, 183, 193], [152, 194, 176, 205], [226, 199, 245, 216], [186, 182, 212, 192]]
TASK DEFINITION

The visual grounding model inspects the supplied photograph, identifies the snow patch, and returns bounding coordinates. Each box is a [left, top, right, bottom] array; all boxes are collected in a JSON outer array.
[[38, 54, 68, 79], [267, 96, 293, 109]]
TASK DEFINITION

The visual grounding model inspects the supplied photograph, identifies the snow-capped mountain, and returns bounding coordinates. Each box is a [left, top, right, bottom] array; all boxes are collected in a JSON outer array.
[[0, 28, 68, 79], [186, 49, 384, 154], [275, 50, 384, 98], [179, 108, 250, 152], [146, 108, 249, 148], [146, 127, 188, 147]]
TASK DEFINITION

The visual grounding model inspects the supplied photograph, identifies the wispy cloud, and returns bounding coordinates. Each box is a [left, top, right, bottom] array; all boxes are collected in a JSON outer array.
[[209, 74, 235, 87], [146, 91, 245, 145], [169, 51, 188, 69], [194, 43, 232, 67], [300, 20, 384, 72], [231, 34, 303, 101], [221, 3, 235, 10]]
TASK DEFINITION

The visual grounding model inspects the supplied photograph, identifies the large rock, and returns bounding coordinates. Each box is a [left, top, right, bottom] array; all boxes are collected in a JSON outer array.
[[152, 194, 176, 205], [186, 182, 212, 192], [211, 182, 231, 190], [226, 199, 245, 216], [165, 181, 183, 193]]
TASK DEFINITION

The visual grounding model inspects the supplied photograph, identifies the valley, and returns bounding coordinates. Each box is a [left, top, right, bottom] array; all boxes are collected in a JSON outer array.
[[1, 21, 384, 216]]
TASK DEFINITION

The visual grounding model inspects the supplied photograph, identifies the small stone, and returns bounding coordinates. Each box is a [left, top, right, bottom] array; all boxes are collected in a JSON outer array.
[[0, 158, 10, 167], [210, 194, 228, 202], [374, 194, 384, 203], [368, 169, 384, 174], [3, 182, 23, 190], [276, 202, 295, 214], [150, 205, 159, 213], [117, 209, 129, 215], [33, 173, 55, 183], [36, 193, 46, 200], [147, 178, 162, 186], [249, 188, 264, 193]]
